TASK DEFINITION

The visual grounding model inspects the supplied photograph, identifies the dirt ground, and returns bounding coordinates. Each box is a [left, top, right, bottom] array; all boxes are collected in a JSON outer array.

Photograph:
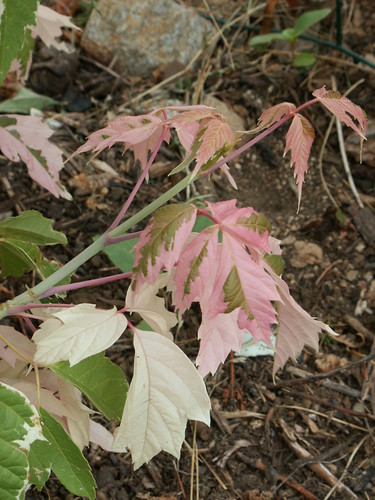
[[1, 1, 375, 498]]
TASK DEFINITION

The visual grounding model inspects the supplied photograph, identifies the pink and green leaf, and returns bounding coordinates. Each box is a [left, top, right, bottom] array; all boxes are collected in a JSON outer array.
[[132, 204, 197, 291]]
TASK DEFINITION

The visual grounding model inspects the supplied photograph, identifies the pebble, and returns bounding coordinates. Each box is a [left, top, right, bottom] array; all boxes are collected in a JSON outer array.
[[289, 240, 323, 268]]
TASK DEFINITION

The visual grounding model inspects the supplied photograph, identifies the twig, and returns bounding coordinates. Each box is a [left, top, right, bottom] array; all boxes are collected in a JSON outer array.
[[324, 435, 367, 499], [216, 439, 252, 468], [288, 390, 375, 421], [332, 76, 364, 208], [345, 314, 375, 342], [218, 410, 265, 420], [279, 418, 358, 498], [201, 0, 234, 69], [237, 453, 318, 500], [280, 404, 367, 432], [268, 350, 375, 391]]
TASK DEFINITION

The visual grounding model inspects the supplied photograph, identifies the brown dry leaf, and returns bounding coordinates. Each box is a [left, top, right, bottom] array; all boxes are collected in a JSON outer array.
[[315, 353, 349, 372]]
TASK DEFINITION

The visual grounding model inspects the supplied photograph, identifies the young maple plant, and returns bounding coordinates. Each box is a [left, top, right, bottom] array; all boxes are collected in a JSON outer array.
[[0, 6, 367, 495]]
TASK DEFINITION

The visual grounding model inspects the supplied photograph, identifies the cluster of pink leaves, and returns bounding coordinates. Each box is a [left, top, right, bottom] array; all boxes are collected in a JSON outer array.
[[130, 199, 334, 377], [253, 87, 367, 209], [70, 104, 237, 185]]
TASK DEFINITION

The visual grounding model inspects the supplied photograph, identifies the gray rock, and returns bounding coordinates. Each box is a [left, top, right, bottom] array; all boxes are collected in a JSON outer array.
[[82, 0, 213, 78]]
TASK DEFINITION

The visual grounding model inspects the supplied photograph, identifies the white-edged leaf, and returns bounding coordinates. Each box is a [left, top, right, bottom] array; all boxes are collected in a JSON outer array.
[[0, 381, 45, 499], [112, 329, 211, 469], [33, 304, 127, 366]]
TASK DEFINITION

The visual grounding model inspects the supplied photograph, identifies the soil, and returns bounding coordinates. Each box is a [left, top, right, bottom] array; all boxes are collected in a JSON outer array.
[[1, 1, 375, 499]]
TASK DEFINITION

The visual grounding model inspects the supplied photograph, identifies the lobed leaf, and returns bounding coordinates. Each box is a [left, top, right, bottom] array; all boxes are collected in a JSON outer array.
[[313, 86, 367, 139], [0, 115, 71, 199], [271, 272, 335, 376], [70, 113, 169, 172], [250, 102, 296, 134], [112, 329, 210, 469], [283, 113, 315, 210]]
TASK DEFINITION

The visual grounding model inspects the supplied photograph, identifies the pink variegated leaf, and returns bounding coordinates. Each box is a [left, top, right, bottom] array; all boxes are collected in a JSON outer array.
[[173, 226, 220, 313], [132, 204, 197, 292], [313, 86, 367, 139], [165, 106, 215, 153], [0, 115, 71, 199], [70, 113, 169, 172], [193, 115, 234, 174], [168, 107, 235, 177], [271, 271, 335, 376], [202, 200, 272, 253], [196, 310, 245, 377], [33, 5, 80, 53], [221, 234, 279, 344], [283, 113, 315, 209], [250, 102, 296, 134]]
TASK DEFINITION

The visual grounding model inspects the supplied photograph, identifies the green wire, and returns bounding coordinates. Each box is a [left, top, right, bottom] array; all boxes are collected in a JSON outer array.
[[199, 11, 375, 71]]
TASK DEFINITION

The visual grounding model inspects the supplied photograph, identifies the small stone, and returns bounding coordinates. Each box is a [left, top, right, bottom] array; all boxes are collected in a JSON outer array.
[[289, 240, 323, 268], [82, 0, 214, 78], [346, 270, 359, 281]]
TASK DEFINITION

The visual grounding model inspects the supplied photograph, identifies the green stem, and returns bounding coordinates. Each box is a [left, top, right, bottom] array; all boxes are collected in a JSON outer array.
[[0, 173, 193, 320]]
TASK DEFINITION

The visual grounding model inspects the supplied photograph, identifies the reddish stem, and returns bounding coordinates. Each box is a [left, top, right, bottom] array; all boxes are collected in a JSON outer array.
[[37, 272, 132, 300], [106, 116, 170, 235], [204, 98, 318, 176]]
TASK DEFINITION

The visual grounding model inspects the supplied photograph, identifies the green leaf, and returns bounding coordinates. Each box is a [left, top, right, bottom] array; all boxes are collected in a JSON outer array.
[[137, 319, 153, 331], [293, 52, 316, 67], [0, 88, 59, 114], [264, 254, 284, 276], [49, 353, 128, 421], [293, 8, 331, 38], [0, 210, 67, 245], [0, 238, 41, 277], [192, 215, 214, 233], [249, 32, 286, 47], [28, 439, 51, 491], [0, 0, 38, 85], [223, 266, 252, 316], [0, 382, 44, 500], [101, 237, 138, 273], [39, 408, 96, 499]]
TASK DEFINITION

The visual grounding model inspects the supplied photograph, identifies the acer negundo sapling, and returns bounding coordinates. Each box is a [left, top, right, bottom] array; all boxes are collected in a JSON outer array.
[[0, 82, 366, 496]]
